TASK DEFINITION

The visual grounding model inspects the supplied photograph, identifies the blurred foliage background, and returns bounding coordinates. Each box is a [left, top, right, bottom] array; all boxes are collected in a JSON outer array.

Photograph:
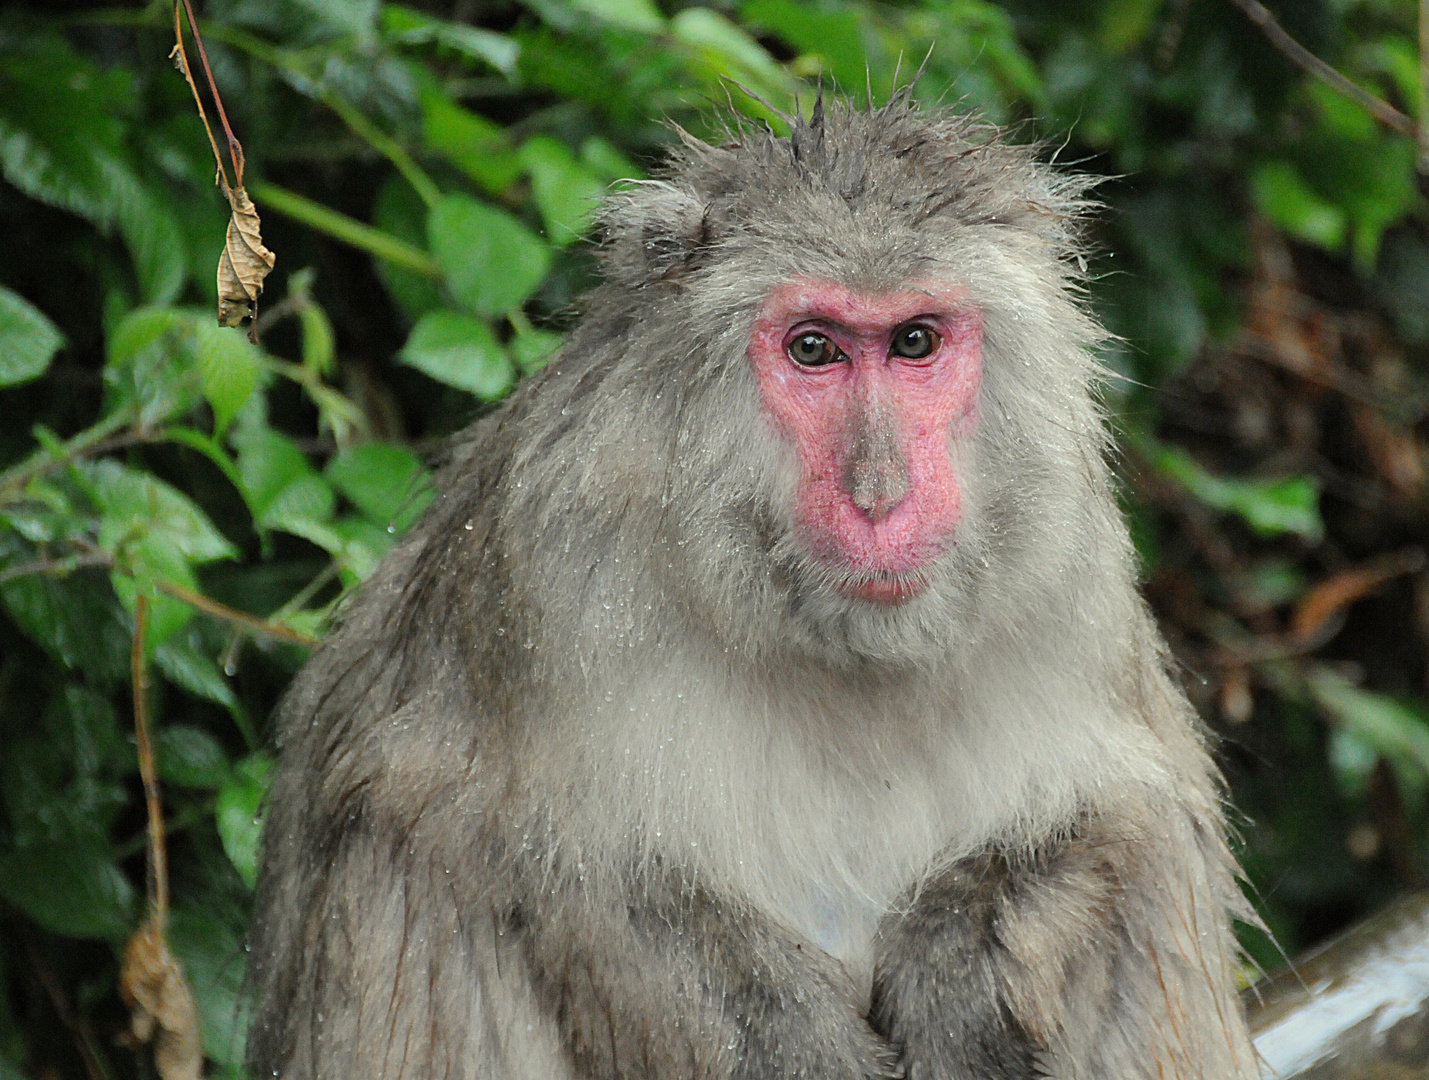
[[0, 0, 1427, 1074]]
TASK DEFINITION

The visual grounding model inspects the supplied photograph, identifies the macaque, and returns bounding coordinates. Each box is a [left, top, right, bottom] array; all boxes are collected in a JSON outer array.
[[247, 96, 1259, 1080]]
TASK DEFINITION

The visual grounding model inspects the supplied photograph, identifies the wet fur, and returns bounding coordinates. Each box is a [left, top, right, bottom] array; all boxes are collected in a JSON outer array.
[[247, 98, 1258, 1079]]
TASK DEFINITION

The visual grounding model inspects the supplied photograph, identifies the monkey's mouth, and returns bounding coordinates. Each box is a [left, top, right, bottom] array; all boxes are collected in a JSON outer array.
[[834, 570, 929, 605]]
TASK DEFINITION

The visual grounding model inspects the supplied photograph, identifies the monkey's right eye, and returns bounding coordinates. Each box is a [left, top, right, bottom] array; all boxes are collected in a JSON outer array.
[[787, 333, 842, 367]]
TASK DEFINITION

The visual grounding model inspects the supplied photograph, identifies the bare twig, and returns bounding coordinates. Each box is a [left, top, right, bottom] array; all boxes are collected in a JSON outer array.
[[24, 939, 110, 1080], [131, 595, 169, 924], [155, 579, 319, 646], [172, 0, 244, 188], [0, 552, 114, 585], [1226, 0, 1418, 140]]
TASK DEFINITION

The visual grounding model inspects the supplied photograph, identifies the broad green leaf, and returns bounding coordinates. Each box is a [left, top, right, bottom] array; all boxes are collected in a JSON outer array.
[[672, 8, 793, 101], [0, 842, 135, 940], [382, 5, 520, 75], [155, 633, 239, 710], [156, 726, 230, 789], [196, 322, 263, 437], [374, 176, 445, 320], [0, 570, 132, 684], [88, 459, 237, 564], [168, 906, 251, 1065], [0, 286, 62, 385], [288, 0, 379, 40], [510, 326, 563, 375], [0, 36, 130, 223], [428, 194, 551, 317], [329, 515, 398, 582], [262, 473, 337, 534], [741, 0, 867, 91], [104, 305, 202, 427], [569, 0, 665, 33], [580, 136, 641, 181], [216, 754, 273, 889], [232, 428, 318, 524], [420, 92, 521, 195], [1152, 447, 1324, 542], [519, 136, 606, 246], [1251, 161, 1345, 253], [399, 310, 515, 398], [325, 442, 431, 529], [110, 164, 187, 305]]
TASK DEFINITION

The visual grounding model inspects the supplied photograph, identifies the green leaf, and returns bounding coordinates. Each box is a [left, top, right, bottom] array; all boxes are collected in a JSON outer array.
[[1152, 447, 1324, 542], [741, 0, 867, 91], [156, 726, 230, 789], [399, 310, 515, 398], [231, 428, 322, 526], [262, 473, 337, 534], [154, 633, 239, 710], [216, 754, 273, 889], [428, 194, 551, 317], [672, 8, 793, 102], [374, 176, 445, 321], [420, 92, 521, 196], [1251, 161, 1346, 253], [519, 136, 606, 247], [1311, 671, 1429, 808], [0, 286, 63, 386], [104, 306, 202, 428], [195, 322, 263, 438], [111, 165, 187, 306], [510, 326, 563, 375], [168, 906, 251, 1065], [0, 570, 132, 684], [569, 0, 665, 33], [324, 442, 431, 529], [382, 5, 520, 75], [301, 303, 337, 376], [88, 459, 238, 564], [0, 842, 135, 941]]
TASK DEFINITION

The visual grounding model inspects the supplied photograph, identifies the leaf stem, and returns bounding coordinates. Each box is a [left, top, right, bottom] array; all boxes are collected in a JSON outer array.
[[155, 579, 318, 646], [250, 180, 440, 274]]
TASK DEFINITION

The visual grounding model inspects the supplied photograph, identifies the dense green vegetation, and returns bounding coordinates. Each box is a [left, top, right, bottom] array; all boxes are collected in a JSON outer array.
[[0, 0, 1426, 1074]]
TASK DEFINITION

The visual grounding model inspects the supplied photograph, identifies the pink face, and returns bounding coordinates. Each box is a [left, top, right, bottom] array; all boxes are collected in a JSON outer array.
[[747, 279, 982, 605]]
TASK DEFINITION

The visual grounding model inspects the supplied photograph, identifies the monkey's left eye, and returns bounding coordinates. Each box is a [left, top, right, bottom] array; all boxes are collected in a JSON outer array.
[[890, 325, 940, 360], [787, 333, 843, 367]]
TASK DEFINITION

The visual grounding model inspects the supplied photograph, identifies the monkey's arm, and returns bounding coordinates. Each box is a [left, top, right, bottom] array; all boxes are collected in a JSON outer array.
[[870, 812, 1258, 1080], [515, 866, 902, 1080]]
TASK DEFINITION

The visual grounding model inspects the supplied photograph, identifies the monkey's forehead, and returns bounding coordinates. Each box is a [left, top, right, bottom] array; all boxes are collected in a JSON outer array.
[[595, 100, 1097, 295]]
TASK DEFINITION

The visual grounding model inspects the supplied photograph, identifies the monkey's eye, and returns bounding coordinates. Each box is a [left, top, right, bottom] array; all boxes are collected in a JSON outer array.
[[890, 325, 940, 360], [787, 333, 843, 368]]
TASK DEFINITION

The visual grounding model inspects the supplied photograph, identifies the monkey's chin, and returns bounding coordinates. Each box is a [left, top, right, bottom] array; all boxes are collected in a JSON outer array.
[[835, 573, 928, 605]]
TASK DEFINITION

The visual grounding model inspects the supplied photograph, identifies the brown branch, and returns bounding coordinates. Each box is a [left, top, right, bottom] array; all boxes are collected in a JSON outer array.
[[172, 0, 244, 187], [1226, 0, 1417, 140], [155, 579, 319, 646], [24, 939, 109, 1080], [131, 595, 169, 925]]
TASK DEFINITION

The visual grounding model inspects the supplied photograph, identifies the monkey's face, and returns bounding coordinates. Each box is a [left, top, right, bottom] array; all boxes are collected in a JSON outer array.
[[747, 279, 982, 606]]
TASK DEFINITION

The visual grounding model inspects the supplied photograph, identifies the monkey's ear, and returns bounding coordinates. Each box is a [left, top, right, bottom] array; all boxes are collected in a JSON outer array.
[[596, 183, 715, 287]]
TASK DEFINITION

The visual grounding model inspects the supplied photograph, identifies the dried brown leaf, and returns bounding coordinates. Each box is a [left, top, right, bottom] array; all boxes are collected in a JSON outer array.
[[217, 183, 275, 330], [119, 917, 203, 1080]]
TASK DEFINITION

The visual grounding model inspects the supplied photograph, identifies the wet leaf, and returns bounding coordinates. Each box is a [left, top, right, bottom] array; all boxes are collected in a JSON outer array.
[[519, 136, 605, 247], [216, 753, 272, 889], [216, 185, 275, 330], [120, 917, 203, 1080], [324, 442, 431, 529], [156, 726, 230, 789]]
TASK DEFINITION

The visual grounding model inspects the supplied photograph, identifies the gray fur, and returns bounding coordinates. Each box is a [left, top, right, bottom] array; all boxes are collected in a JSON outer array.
[[247, 97, 1258, 1079]]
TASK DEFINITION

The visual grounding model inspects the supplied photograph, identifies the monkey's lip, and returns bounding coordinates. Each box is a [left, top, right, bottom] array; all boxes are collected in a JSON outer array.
[[836, 573, 928, 605]]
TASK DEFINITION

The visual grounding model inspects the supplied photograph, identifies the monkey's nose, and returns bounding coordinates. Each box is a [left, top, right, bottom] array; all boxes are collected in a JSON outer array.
[[848, 458, 910, 523]]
